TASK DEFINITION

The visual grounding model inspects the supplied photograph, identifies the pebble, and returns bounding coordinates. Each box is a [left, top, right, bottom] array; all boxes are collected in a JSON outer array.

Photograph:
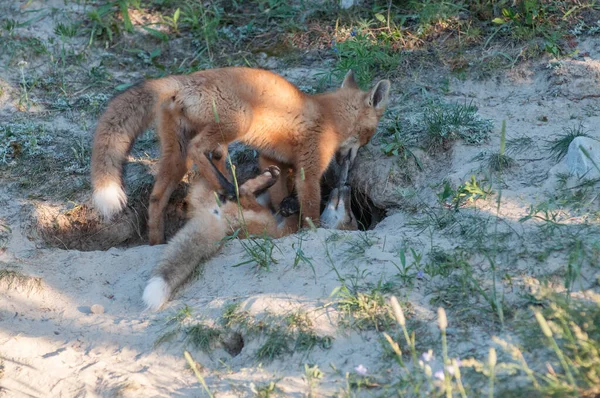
[[91, 304, 105, 314]]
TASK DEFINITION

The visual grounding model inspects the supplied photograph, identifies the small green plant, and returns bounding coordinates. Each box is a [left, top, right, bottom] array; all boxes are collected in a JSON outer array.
[[0, 267, 42, 292], [251, 380, 278, 398], [186, 324, 221, 351], [381, 116, 422, 171], [304, 364, 324, 398], [424, 101, 492, 151], [342, 231, 376, 263], [546, 123, 590, 162], [392, 247, 424, 286], [333, 285, 394, 331], [438, 175, 493, 210], [255, 327, 292, 361], [325, 30, 399, 88], [85, 1, 138, 46], [232, 231, 280, 271], [488, 120, 515, 172], [54, 23, 79, 38]]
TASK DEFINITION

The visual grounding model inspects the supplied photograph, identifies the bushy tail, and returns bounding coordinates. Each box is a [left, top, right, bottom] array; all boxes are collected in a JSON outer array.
[[91, 78, 180, 218], [142, 216, 226, 311]]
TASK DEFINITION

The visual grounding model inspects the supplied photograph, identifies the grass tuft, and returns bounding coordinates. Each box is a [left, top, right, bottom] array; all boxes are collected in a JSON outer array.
[[546, 124, 590, 162], [0, 267, 42, 292]]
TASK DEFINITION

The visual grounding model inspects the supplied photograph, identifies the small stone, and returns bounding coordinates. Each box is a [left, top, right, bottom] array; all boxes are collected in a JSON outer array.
[[566, 136, 600, 179], [90, 304, 104, 314], [340, 0, 357, 9]]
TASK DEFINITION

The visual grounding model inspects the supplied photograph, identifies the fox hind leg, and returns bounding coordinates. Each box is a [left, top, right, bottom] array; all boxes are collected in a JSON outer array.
[[148, 109, 191, 245]]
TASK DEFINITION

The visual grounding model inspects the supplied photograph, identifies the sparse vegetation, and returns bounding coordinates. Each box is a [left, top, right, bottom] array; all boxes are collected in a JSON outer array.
[[424, 100, 493, 151], [546, 123, 591, 162], [2, 0, 600, 396], [0, 266, 42, 292]]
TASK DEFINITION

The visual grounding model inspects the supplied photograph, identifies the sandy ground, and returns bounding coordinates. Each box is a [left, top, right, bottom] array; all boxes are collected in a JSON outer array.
[[2, 2, 600, 396]]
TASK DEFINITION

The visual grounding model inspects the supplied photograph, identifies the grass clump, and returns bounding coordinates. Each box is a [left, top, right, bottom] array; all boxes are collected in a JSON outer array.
[[334, 285, 395, 331], [546, 123, 591, 162], [0, 266, 42, 292], [0, 121, 52, 164], [186, 324, 222, 351], [327, 29, 399, 89], [424, 101, 492, 151]]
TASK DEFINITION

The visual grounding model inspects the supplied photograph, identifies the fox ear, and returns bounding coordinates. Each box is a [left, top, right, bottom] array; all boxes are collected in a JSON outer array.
[[341, 70, 359, 89], [368, 80, 391, 110]]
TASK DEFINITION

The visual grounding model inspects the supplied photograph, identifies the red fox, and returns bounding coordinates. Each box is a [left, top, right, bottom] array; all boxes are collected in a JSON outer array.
[[142, 150, 358, 311], [91, 67, 390, 245], [143, 153, 287, 311]]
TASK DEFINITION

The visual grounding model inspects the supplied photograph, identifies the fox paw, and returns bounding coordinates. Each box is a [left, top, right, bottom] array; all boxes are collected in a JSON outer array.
[[262, 165, 280, 180]]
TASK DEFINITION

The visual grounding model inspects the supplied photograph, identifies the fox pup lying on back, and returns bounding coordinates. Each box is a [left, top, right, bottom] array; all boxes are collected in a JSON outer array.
[[143, 150, 358, 311], [91, 67, 390, 245]]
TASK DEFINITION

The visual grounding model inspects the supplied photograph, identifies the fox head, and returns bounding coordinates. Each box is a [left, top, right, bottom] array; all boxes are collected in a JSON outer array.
[[337, 70, 391, 164]]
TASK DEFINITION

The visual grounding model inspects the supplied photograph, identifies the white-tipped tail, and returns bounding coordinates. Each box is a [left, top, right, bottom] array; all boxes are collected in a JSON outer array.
[[93, 181, 127, 219], [143, 277, 171, 311]]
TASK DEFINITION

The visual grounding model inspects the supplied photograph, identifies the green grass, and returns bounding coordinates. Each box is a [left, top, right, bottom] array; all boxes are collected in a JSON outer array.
[[186, 324, 221, 351], [424, 100, 493, 151], [0, 267, 42, 292], [546, 123, 590, 162]]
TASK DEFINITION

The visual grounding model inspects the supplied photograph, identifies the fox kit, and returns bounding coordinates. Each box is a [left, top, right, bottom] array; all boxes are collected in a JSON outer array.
[[143, 152, 289, 311], [143, 150, 359, 311], [91, 67, 390, 245]]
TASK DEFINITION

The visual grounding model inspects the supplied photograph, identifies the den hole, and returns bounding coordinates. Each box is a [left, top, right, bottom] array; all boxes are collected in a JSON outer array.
[[221, 331, 245, 357], [33, 154, 387, 250]]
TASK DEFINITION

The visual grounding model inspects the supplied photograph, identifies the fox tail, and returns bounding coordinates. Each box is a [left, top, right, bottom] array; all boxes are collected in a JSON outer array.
[[142, 215, 226, 311], [91, 78, 180, 218]]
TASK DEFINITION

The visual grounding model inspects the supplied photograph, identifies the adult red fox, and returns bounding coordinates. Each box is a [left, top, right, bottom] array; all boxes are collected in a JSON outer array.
[[91, 67, 390, 245]]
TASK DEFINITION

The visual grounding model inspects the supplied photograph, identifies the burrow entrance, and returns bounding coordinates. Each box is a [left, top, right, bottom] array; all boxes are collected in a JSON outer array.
[[30, 155, 385, 251]]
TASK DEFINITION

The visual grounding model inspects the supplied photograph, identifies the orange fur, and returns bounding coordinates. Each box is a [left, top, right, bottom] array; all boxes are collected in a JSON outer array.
[[91, 67, 390, 244]]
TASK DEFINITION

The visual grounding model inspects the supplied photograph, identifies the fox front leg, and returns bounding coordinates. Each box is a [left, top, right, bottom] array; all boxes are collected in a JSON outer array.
[[295, 170, 322, 228]]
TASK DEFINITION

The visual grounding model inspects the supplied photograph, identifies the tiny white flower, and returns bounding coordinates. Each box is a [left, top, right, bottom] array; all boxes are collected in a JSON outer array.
[[434, 370, 445, 380], [354, 364, 368, 376], [446, 364, 456, 376], [421, 350, 433, 362]]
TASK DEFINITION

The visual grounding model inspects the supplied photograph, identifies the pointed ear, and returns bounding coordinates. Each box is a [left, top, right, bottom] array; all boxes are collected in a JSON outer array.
[[341, 70, 359, 89], [368, 80, 391, 110]]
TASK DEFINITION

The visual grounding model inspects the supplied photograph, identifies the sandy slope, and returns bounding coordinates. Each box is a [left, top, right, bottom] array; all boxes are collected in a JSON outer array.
[[1, 7, 600, 392]]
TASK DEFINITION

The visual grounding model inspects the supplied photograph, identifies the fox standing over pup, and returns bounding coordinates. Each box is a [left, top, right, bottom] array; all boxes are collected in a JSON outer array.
[[90, 67, 391, 244]]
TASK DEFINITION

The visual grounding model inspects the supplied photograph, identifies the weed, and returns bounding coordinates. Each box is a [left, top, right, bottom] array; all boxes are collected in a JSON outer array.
[[546, 123, 591, 162], [487, 153, 515, 172], [0, 221, 10, 250], [0, 266, 42, 292], [424, 100, 492, 151], [186, 324, 221, 351], [381, 116, 422, 171], [334, 285, 394, 331], [505, 136, 535, 157], [304, 364, 324, 398], [324, 30, 399, 88], [438, 175, 493, 210], [54, 23, 79, 39], [0, 121, 52, 164], [255, 328, 292, 361], [342, 231, 376, 263], [392, 247, 424, 286], [232, 232, 280, 271], [251, 381, 278, 398], [154, 304, 193, 346]]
